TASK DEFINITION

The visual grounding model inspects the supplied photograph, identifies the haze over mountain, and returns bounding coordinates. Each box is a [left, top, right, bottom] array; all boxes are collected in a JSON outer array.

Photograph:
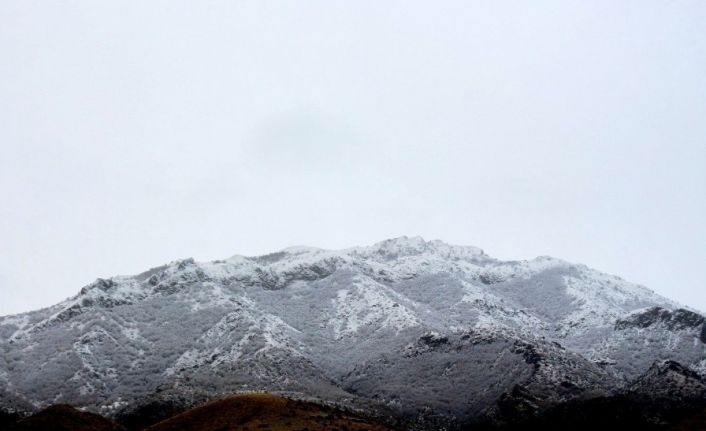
[[1, 237, 705, 429]]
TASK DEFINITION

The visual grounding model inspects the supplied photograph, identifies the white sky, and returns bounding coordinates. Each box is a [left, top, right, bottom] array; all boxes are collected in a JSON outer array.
[[1, 1, 705, 316]]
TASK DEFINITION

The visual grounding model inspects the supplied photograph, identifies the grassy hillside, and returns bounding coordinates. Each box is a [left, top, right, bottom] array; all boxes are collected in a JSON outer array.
[[144, 393, 395, 431]]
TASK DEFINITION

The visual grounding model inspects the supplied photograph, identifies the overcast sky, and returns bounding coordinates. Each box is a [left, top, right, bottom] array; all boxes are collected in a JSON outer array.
[[1, 1, 705, 316]]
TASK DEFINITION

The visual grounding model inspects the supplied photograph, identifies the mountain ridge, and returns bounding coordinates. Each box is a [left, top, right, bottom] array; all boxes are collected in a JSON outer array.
[[1, 236, 704, 429]]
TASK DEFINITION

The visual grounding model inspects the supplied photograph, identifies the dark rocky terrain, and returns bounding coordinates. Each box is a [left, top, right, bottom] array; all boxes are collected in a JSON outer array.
[[7, 404, 126, 431]]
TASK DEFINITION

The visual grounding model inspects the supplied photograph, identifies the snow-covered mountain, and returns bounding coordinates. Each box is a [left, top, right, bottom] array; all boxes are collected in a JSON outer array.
[[1, 237, 704, 428]]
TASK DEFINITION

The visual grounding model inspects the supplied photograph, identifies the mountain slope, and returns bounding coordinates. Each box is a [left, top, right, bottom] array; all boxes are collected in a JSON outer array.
[[0, 237, 704, 429]]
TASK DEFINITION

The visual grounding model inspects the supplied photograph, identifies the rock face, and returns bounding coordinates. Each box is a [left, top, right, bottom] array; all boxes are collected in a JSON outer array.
[[629, 360, 706, 400], [0, 237, 704, 429], [615, 307, 705, 331]]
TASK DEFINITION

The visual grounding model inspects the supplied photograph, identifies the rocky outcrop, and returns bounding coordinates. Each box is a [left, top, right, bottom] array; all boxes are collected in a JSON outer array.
[[615, 307, 705, 331]]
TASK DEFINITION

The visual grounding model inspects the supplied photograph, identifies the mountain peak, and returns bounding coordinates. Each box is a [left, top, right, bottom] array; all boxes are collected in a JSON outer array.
[[365, 236, 485, 258], [279, 245, 324, 254], [371, 235, 427, 249]]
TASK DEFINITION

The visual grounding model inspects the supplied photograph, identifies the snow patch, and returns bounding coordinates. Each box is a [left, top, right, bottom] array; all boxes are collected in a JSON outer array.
[[329, 277, 420, 339]]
